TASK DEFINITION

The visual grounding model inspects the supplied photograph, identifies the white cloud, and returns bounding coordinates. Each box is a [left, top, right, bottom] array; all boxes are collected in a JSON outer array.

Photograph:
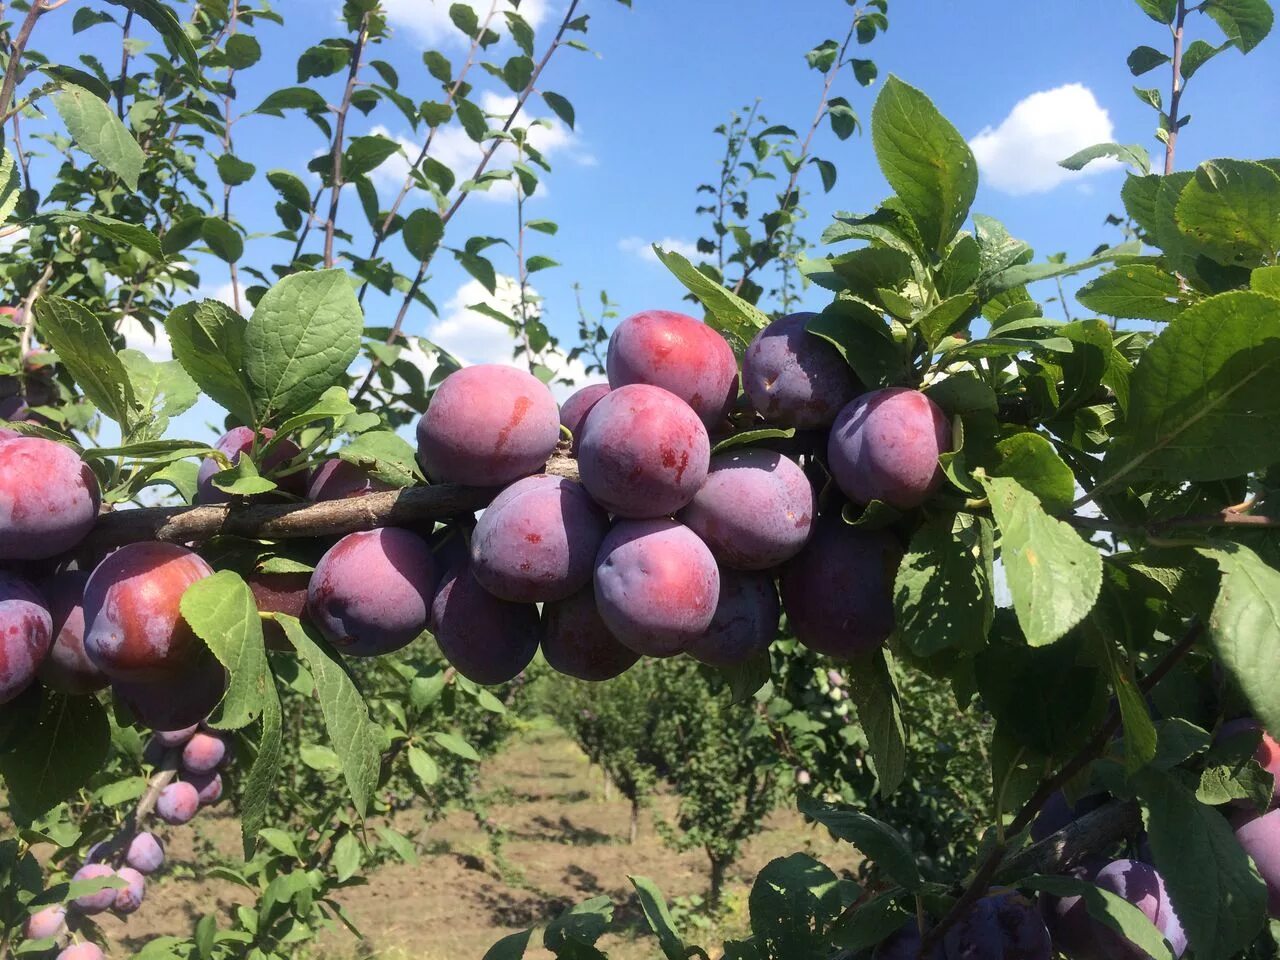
[[382, 0, 548, 47], [619, 236, 701, 264], [118, 315, 172, 362], [969, 84, 1120, 196]]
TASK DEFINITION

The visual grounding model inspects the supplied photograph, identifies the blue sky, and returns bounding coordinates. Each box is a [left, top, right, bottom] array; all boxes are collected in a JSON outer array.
[[23, 0, 1280, 442]]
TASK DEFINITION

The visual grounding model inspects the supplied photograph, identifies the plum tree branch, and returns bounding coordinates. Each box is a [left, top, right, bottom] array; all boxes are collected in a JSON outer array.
[[322, 12, 371, 270], [1165, 0, 1188, 175], [0, 0, 54, 122]]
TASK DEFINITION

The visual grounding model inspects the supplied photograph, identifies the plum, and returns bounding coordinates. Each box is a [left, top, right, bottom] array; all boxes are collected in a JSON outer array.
[[593, 518, 719, 657], [24, 904, 66, 940], [185, 770, 224, 807], [677, 448, 814, 570], [828, 387, 952, 510], [308, 527, 437, 656], [606, 310, 738, 427], [181, 730, 227, 773], [943, 889, 1051, 960], [83, 542, 214, 682], [873, 920, 944, 960], [0, 572, 52, 704], [1217, 717, 1280, 800], [113, 651, 227, 730], [577, 384, 710, 518], [541, 585, 639, 681], [1091, 859, 1186, 959], [686, 568, 779, 668], [1030, 790, 1110, 842], [58, 945, 106, 960], [430, 562, 541, 684], [70, 863, 117, 914], [124, 832, 164, 875], [36, 571, 107, 696], [0, 437, 100, 560], [111, 866, 145, 916], [1038, 858, 1107, 960], [742, 312, 860, 428], [246, 569, 310, 651], [471, 475, 608, 602], [559, 383, 610, 454], [416, 364, 560, 486], [153, 725, 198, 748], [779, 520, 900, 658], [156, 781, 199, 825], [196, 427, 305, 504], [307, 458, 395, 501], [1234, 808, 1280, 918]]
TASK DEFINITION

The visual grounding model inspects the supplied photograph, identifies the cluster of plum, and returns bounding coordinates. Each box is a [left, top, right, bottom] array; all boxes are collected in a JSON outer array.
[[21, 724, 230, 959]]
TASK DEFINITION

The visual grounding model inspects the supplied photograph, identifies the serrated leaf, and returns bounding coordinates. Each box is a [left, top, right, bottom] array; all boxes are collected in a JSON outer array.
[[1127, 44, 1171, 75], [201, 217, 243, 263], [0, 692, 109, 821], [33, 297, 136, 426], [1203, 0, 1274, 52], [629, 877, 685, 960], [337, 431, 421, 487], [102, 0, 199, 71], [53, 83, 144, 191], [845, 649, 906, 796], [652, 246, 769, 347], [165, 299, 256, 427], [1076, 265, 1186, 321], [181, 571, 268, 730], [798, 800, 921, 890], [990, 432, 1075, 514], [894, 513, 993, 657], [1174, 159, 1280, 268]]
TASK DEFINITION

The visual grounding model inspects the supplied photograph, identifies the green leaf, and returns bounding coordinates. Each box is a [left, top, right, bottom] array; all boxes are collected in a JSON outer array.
[[39, 210, 163, 260], [1133, 765, 1267, 958], [258, 827, 300, 860], [845, 649, 906, 796], [1198, 761, 1274, 810], [749, 854, 846, 958], [0, 150, 18, 226], [201, 217, 243, 263], [1076, 265, 1187, 321], [181, 572, 268, 730], [377, 825, 419, 865], [1104, 291, 1280, 485], [828, 890, 912, 950], [923, 371, 997, 415], [798, 800, 921, 891], [1174, 159, 1280, 268], [850, 58, 877, 86], [543, 897, 613, 959], [239, 666, 281, 858], [871, 76, 977, 255], [101, 0, 199, 71], [432, 732, 479, 761], [1134, 0, 1177, 22], [984, 242, 1139, 297], [806, 299, 905, 389], [1095, 626, 1159, 773], [402, 208, 443, 262], [1203, 0, 1274, 52], [244, 270, 363, 425], [628, 877, 685, 960], [297, 43, 350, 82], [811, 157, 837, 192], [254, 86, 329, 116], [215, 153, 255, 186], [449, 1, 479, 35], [977, 474, 1102, 646], [894, 513, 993, 657], [502, 55, 534, 92], [224, 34, 261, 70], [989, 432, 1075, 514], [711, 427, 797, 455], [0, 692, 109, 821], [526, 255, 559, 273], [53, 83, 144, 191], [338, 431, 422, 487], [917, 292, 977, 348], [1022, 876, 1172, 960], [483, 930, 531, 960], [119, 350, 198, 438], [32, 297, 136, 426], [267, 170, 312, 209], [652, 246, 770, 347], [540, 93, 574, 129], [1127, 44, 1172, 75], [455, 98, 488, 142], [275, 616, 380, 818], [1181, 39, 1230, 79], [407, 745, 439, 788], [165, 299, 256, 427], [333, 832, 362, 882], [344, 135, 402, 179]]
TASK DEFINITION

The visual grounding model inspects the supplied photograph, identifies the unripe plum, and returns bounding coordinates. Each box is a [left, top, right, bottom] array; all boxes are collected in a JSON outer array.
[[593, 518, 719, 657], [677, 448, 814, 570], [743, 312, 860, 428], [181, 730, 228, 774], [1091, 859, 1185, 959], [36, 571, 107, 695], [124, 832, 164, 874], [111, 866, 145, 916], [943, 889, 1051, 960], [577, 384, 710, 518], [308, 527, 436, 656], [1235, 808, 1280, 918], [185, 770, 224, 807], [113, 651, 227, 730], [541, 585, 639, 681], [471, 475, 608, 602], [779, 520, 900, 658], [24, 905, 66, 940], [0, 437, 100, 560], [874, 920, 943, 960], [1217, 717, 1280, 800], [71, 863, 117, 914], [196, 427, 305, 504], [686, 568, 779, 668], [559, 383, 610, 454], [58, 944, 105, 960], [156, 781, 199, 825], [416, 364, 560, 486], [828, 388, 951, 510], [430, 563, 541, 684], [84, 543, 214, 682], [0, 572, 52, 704], [606, 310, 738, 427], [307, 459, 395, 501]]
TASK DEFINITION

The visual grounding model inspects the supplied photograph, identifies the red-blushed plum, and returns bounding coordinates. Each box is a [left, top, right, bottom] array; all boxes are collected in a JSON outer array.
[[1091, 859, 1186, 959], [83, 543, 214, 682], [559, 383, 610, 454], [245, 569, 310, 651], [0, 572, 52, 704], [541, 585, 639, 681], [154, 725, 198, 748], [185, 770, 224, 807], [70, 864, 117, 914], [124, 832, 164, 874], [593, 518, 719, 658], [113, 651, 227, 730], [1235, 808, 1280, 918], [606, 310, 738, 427], [307, 527, 437, 656], [307, 458, 396, 501], [677, 449, 814, 570], [872, 920, 943, 960], [156, 781, 200, 825], [0, 437, 100, 560], [942, 889, 1051, 960], [429, 563, 541, 684], [779, 520, 900, 658], [196, 426, 305, 504], [1217, 717, 1280, 800], [111, 867, 145, 916], [416, 364, 560, 486], [24, 905, 66, 940], [828, 387, 951, 510], [36, 571, 106, 695], [577, 384, 710, 518], [58, 945, 106, 960], [471, 475, 608, 602], [181, 730, 227, 773], [742, 312, 860, 428], [0, 426, 18, 441], [686, 568, 779, 668]]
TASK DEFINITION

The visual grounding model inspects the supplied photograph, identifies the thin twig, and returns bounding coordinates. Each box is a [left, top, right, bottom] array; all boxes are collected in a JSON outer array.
[[17, 256, 53, 357], [322, 12, 371, 269], [0, 0, 52, 121], [220, 4, 241, 314], [116, 8, 134, 120], [1164, 0, 1187, 175]]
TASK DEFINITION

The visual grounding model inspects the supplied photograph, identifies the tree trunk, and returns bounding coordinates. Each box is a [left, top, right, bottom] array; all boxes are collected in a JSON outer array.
[[629, 797, 640, 845], [708, 852, 728, 909]]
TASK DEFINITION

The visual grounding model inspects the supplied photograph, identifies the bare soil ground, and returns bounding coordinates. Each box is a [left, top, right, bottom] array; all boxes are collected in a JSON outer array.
[[93, 723, 855, 959]]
